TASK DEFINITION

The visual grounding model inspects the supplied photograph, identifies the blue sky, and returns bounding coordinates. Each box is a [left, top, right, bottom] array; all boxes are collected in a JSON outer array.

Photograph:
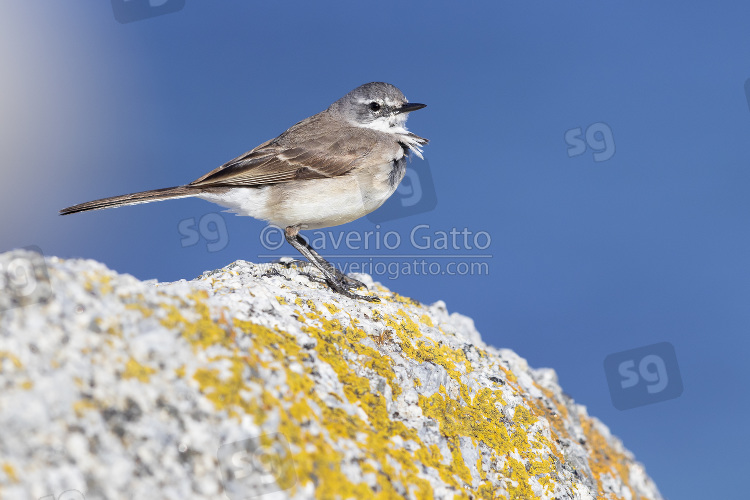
[[3, 2, 750, 498]]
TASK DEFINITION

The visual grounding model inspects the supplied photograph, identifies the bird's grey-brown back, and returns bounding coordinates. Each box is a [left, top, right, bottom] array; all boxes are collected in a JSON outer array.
[[196, 82, 427, 229]]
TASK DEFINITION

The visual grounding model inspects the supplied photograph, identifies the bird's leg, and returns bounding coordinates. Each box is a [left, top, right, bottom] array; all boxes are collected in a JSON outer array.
[[284, 225, 378, 302], [283, 228, 367, 290]]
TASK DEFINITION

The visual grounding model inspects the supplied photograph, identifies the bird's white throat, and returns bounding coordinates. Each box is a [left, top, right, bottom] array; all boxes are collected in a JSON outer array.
[[356, 114, 424, 159]]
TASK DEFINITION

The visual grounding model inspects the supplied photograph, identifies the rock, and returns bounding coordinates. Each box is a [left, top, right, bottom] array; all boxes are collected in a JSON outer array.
[[0, 249, 663, 500]]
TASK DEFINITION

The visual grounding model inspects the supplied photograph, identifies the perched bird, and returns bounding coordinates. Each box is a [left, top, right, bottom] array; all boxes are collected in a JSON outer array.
[[60, 82, 428, 301]]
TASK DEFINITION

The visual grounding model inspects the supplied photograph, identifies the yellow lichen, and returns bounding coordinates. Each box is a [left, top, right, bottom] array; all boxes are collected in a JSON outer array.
[[322, 302, 339, 315], [0, 351, 22, 370], [73, 399, 98, 417], [580, 416, 632, 500], [2, 462, 18, 483], [100, 276, 640, 499], [84, 273, 113, 295], [122, 358, 156, 382]]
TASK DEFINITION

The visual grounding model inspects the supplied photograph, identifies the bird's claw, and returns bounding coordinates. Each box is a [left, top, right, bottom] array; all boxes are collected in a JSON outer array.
[[331, 285, 380, 302], [335, 272, 368, 291], [325, 276, 379, 302]]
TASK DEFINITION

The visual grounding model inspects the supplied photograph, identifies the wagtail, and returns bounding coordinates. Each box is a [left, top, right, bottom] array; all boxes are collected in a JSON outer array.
[[60, 82, 428, 301]]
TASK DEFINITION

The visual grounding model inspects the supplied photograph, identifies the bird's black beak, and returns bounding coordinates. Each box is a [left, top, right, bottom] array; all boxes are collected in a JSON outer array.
[[396, 102, 427, 114]]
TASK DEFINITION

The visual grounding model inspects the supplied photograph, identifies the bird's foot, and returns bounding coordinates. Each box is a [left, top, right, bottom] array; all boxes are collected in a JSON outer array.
[[314, 261, 371, 292], [333, 270, 368, 291], [276, 258, 306, 268], [280, 258, 377, 301], [325, 276, 380, 302]]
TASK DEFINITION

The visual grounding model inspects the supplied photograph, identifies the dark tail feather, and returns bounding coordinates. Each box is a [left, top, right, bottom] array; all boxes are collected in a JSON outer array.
[[60, 186, 199, 215]]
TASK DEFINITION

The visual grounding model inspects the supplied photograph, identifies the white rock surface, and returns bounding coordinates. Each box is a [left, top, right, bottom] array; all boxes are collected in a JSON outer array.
[[0, 249, 663, 500]]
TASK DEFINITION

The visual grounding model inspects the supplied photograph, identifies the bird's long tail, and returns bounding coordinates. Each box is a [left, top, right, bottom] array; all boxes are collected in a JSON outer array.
[[60, 186, 199, 215]]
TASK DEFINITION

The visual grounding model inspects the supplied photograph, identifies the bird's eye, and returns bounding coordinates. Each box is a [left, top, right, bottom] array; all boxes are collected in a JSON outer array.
[[369, 102, 381, 112]]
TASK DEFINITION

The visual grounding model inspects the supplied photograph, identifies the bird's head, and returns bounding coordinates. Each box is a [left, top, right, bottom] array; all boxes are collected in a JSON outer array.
[[329, 82, 426, 133]]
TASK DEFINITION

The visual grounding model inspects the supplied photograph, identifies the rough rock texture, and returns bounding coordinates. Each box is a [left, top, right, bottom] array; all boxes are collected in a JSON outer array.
[[0, 249, 663, 500]]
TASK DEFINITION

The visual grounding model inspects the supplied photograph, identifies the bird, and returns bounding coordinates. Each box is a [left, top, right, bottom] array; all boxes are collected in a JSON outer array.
[[60, 82, 428, 301]]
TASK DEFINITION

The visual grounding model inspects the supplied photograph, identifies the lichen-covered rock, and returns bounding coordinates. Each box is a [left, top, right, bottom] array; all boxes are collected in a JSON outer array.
[[0, 249, 662, 500]]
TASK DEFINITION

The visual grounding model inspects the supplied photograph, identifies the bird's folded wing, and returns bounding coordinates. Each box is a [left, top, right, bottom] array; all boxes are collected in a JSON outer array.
[[189, 128, 378, 188]]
